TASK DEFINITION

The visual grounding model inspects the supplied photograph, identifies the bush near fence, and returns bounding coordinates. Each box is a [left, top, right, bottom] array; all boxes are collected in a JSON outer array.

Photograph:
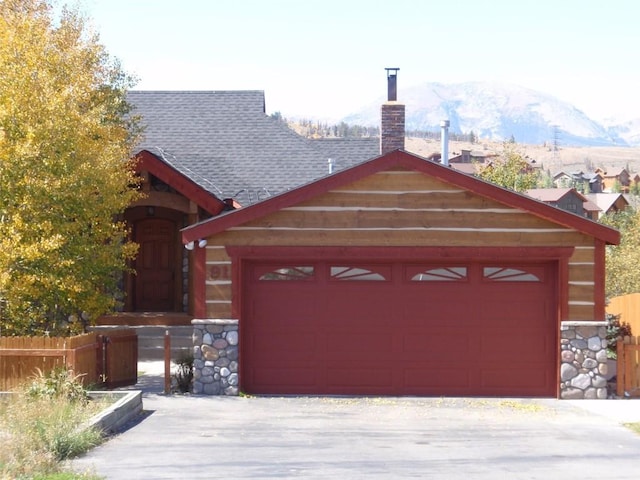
[[607, 293, 640, 336]]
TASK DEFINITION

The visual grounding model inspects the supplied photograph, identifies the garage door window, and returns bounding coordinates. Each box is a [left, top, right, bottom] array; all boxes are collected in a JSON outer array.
[[410, 267, 468, 282], [483, 267, 541, 282], [330, 266, 389, 281], [258, 266, 315, 281]]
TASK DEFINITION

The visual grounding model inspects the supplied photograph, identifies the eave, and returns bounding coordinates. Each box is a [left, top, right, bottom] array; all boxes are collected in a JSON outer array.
[[134, 150, 226, 216]]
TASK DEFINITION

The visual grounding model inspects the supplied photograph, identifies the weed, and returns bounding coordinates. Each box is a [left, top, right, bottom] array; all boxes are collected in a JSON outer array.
[[0, 369, 105, 478], [25, 368, 90, 404]]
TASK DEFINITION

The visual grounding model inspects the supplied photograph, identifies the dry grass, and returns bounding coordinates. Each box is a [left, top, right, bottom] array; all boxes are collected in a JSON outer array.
[[0, 370, 107, 479], [405, 137, 640, 173]]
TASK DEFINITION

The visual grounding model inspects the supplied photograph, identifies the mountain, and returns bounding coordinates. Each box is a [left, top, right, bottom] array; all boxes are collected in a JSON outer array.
[[342, 82, 633, 147], [608, 118, 640, 146]]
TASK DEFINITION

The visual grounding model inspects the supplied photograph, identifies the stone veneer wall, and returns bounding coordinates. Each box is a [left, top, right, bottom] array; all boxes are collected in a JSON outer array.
[[560, 321, 609, 399], [192, 319, 239, 396]]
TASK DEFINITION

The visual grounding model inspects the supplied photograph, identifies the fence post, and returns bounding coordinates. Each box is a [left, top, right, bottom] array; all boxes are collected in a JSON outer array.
[[617, 339, 626, 397], [164, 330, 171, 394]]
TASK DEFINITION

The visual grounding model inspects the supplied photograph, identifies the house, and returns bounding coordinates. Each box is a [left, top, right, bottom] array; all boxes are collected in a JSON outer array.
[[595, 167, 631, 193], [183, 147, 618, 399], [117, 90, 378, 316], [107, 73, 619, 399], [585, 193, 630, 218], [525, 188, 597, 218], [177, 74, 619, 399], [448, 149, 497, 164], [553, 171, 603, 193]]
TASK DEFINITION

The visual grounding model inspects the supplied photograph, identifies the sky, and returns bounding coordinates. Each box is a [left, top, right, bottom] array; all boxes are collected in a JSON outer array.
[[78, 0, 640, 123]]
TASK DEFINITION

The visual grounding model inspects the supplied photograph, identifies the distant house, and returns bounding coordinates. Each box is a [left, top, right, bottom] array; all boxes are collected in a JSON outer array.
[[525, 188, 599, 219], [585, 193, 629, 218], [595, 167, 631, 193], [553, 171, 603, 193], [448, 149, 497, 164]]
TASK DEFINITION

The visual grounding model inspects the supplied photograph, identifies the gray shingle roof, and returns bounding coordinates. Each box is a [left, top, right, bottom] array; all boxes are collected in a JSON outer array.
[[128, 91, 378, 205]]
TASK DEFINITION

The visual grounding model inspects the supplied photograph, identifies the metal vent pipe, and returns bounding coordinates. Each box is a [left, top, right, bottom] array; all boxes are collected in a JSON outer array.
[[440, 120, 450, 166]]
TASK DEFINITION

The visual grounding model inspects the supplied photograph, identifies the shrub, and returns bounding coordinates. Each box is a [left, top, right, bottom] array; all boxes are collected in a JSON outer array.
[[25, 368, 90, 404], [173, 350, 194, 393], [606, 313, 633, 359]]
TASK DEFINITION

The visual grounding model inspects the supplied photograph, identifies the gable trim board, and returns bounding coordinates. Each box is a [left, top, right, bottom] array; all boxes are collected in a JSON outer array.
[[184, 150, 619, 397]]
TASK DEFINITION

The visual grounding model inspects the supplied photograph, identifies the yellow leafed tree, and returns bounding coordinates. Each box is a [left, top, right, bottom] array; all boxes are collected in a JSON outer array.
[[0, 0, 140, 335], [600, 209, 640, 298], [475, 142, 540, 192]]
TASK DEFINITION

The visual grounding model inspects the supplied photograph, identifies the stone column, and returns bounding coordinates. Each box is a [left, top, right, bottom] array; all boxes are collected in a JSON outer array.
[[560, 321, 608, 399], [192, 319, 239, 395]]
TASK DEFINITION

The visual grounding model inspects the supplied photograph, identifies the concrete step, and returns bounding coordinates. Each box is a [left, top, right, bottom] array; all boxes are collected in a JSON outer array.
[[139, 346, 193, 361]]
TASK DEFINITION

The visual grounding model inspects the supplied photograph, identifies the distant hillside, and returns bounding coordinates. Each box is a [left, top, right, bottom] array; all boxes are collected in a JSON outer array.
[[404, 137, 640, 175], [340, 82, 639, 147]]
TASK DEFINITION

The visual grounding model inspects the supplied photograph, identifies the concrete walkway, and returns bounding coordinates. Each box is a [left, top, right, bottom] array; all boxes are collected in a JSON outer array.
[[71, 363, 640, 480]]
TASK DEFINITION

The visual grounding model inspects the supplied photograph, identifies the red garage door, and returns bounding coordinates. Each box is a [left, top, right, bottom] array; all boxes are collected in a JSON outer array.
[[242, 260, 557, 396]]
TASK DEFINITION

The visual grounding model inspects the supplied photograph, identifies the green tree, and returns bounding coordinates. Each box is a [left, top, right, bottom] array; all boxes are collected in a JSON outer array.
[[475, 142, 540, 192], [610, 179, 622, 193], [600, 209, 640, 298], [0, 0, 140, 335], [537, 169, 555, 188]]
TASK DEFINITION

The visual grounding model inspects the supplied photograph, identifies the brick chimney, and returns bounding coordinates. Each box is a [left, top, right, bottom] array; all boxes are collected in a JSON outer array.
[[380, 68, 405, 154]]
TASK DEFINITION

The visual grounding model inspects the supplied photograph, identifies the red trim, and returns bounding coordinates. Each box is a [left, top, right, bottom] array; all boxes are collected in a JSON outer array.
[[225, 245, 575, 261], [231, 254, 242, 319], [135, 150, 225, 216], [558, 255, 569, 323], [594, 239, 606, 320], [193, 247, 206, 317], [182, 150, 620, 245], [555, 258, 564, 399]]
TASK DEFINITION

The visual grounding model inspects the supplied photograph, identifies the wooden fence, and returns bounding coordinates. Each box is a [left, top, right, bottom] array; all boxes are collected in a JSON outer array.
[[617, 336, 640, 398], [607, 293, 640, 336], [0, 329, 137, 391]]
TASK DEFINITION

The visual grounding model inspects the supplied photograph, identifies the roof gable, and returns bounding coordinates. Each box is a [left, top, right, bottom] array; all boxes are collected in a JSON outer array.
[[135, 150, 226, 215], [526, 188, 587, 203], [585, 193, 630, 213], [128, 91, 376, 206], [182, 150, 620, 245]]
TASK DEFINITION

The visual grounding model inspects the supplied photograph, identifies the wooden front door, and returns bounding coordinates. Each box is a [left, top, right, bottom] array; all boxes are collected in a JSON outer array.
[[134, 218, 178, 311]]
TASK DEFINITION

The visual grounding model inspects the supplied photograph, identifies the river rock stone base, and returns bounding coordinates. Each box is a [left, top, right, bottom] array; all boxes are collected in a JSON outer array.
[[560, 321, 608, 399], [192, 319, 239, 396]]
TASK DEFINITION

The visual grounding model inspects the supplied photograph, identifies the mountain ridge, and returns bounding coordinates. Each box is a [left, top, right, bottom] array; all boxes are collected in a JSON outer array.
[[339, 81, 638, 147]]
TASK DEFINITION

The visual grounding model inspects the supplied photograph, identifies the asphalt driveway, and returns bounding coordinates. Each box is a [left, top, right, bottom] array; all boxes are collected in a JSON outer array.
[[72, 390, 640, 480]]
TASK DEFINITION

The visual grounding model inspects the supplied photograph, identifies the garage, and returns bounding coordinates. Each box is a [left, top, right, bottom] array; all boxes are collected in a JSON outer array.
[[183, 150, 620, 398], [242, 258, 556, 396]]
